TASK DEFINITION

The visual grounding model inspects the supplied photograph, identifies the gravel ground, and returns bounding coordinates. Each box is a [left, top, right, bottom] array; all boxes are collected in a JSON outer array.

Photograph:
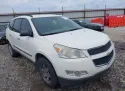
[[105, 27, 125, 42], [0, 27, 125, 91]]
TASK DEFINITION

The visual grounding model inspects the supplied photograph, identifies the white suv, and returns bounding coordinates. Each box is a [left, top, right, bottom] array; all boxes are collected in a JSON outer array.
[[6, 15, 115, 88]]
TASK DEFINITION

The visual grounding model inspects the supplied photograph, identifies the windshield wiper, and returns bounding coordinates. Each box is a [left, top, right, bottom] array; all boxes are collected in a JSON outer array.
[[41, 28, 82, 36]]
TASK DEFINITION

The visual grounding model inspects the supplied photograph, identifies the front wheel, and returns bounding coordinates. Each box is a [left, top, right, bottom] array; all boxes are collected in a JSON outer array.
[[36, 57, 59, 88]]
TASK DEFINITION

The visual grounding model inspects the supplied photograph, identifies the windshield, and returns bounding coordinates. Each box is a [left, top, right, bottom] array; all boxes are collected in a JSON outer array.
[[0, 25, 7, 32], [32, 16, 82, 36]]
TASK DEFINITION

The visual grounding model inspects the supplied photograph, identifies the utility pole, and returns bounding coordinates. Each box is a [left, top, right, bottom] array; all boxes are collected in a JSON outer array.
[[104, 4, 107, 26], [105, 4, 107, 9], [84, 5, 85, 19], [38, 7, 40, 14], [62, 6, 64, 15], [97, 4, 99, 9], [84, 5, 85, 10], [104, 4, 107, 16], [12, 8, 15, 17], [12, 8, 14, 14]]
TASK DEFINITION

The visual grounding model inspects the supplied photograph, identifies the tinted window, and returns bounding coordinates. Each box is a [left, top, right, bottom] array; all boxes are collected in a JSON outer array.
[[32, 17, 82, 36], [9, 20, 15, 29], [13, 19, 22, 33], [21, 19, 32, 32]]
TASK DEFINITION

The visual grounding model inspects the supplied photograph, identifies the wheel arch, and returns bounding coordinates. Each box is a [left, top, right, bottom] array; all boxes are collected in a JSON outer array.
[[6, 39, 9, 44], [35, 53, 59, 88], [35, 53, 57, 73], [35, 53, 49, 63]]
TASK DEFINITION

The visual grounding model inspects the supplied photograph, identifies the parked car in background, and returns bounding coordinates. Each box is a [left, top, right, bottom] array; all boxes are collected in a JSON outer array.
[[6, 15, 115, 88], [73, 19, 104, 32], [0, 25, 7, 44]]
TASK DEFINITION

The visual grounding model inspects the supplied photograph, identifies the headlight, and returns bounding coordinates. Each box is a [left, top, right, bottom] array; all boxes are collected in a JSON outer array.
[[101, 26, 104, 29], [54, 44, 87, 59]]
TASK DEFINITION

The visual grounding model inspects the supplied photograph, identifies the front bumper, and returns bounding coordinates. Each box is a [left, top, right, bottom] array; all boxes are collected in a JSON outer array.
[[58, 66, 112, 87], [53, 44, 115, 77]]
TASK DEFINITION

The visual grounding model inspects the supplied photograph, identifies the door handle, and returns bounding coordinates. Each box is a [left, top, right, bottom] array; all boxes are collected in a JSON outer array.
[[17, 38, 20, 40]]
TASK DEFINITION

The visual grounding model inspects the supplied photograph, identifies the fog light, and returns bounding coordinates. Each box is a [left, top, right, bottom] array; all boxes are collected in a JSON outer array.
[[66, 70, 88, 77]]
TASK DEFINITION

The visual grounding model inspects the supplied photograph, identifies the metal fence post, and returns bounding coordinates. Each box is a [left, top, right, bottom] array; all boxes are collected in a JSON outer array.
[[124, 9, 125, 15], [104, 4, 107, 25], [84, 5, 85, 19], [104, 9, 106, 17], [84, 10, 85, 19], [104, 4, 107, 17]]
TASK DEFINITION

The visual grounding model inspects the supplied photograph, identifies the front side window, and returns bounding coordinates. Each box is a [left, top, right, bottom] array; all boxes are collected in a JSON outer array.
[[13, 19, 22, 33], [32, 16, 82, 36], [21, 19, 32, 32]]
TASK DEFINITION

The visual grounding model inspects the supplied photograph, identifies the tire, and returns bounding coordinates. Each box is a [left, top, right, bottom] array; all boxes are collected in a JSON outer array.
[[8, 43, 19, 57], [36, 57, 59, 88]]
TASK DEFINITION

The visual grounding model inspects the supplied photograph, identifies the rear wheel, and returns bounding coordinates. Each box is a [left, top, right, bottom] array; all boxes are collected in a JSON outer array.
[[8, 43, 19, 57], [36, 57, 59, 88]]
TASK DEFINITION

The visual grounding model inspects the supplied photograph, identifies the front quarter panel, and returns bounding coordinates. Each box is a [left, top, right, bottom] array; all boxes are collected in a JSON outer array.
[[32, 37, 58, 67]]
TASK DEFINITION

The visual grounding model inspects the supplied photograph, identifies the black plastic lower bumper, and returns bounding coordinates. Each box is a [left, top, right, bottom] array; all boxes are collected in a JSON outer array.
[[58, 68, 111, 87]]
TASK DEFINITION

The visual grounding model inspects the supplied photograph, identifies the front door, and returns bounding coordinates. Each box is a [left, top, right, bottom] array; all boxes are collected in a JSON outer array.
[[19, 18, 34, 60]]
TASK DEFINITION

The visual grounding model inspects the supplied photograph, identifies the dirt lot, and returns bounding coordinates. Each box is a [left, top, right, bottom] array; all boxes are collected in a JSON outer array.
[[0, 27, 125, 91]]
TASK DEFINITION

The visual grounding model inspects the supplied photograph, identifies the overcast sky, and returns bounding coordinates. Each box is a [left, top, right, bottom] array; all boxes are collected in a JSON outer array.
[[0, 0, 125, 13]]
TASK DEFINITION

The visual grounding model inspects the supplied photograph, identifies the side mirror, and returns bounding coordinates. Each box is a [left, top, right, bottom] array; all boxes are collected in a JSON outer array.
[[20, 30, 33, 37]]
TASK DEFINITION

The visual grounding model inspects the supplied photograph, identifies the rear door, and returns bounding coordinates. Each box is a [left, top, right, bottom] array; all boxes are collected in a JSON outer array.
[[7, 19, 15, 44], [10, 18, 22, 50]]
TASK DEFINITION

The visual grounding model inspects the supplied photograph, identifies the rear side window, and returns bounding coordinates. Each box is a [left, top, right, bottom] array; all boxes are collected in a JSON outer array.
[[21, 19, 32, 32], [9, 20, 15, 29], [13, 19, 22, 33]]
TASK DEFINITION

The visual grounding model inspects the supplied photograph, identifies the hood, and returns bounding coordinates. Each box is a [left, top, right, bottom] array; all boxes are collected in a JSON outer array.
[[43, 28, 110, 49]]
